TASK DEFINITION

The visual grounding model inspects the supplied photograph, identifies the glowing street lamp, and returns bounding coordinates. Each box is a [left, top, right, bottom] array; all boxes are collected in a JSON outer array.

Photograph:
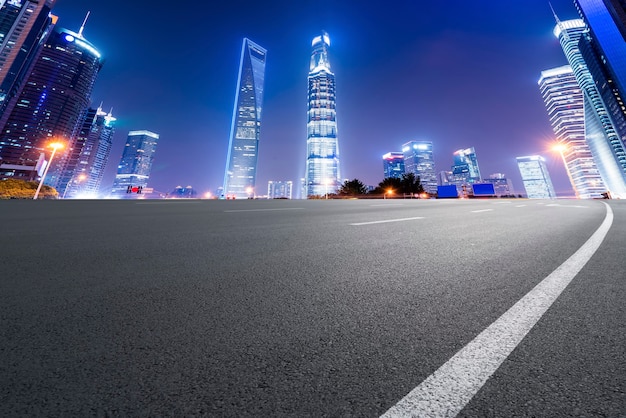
[[384, 188, 393, 200], [63, 173, 87, 199], [552, 142, 579, 199], [33, 142, 64, 200], [246, 186, 254, 199]]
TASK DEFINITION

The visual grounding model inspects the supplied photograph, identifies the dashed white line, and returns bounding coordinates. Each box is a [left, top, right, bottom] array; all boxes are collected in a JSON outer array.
[[470, 209, 494, 213], [381, 202, 613, 418], [350, 217, 424, 226], [546, 203, 588, 209], [515, 204, 527, 208], [491, 201, 512, 204], [370, 204, 405, 207], [224, 208, 305, 213]]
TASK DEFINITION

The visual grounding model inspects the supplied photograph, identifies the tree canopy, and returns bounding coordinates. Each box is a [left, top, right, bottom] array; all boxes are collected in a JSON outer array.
[[338, 178, 368, 196], [372, 173, 424, 196], [0, 179, 58, 199]]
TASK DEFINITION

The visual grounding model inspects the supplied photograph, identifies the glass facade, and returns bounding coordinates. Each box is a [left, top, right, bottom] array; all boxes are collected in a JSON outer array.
[[555, 18, 626, 197], [538, 65, 606, 198], [382, 152, 405, 179], [267, 180, 293, 199], [63, 106, 115, 198], [110, 130, 159, 198], [305, 31, 340, 198], [223, 38, 266, 199], [516, 155, 557, 199], [0, 0, 56, 119], [451, 147, 481, 189], [0, 25, 103, 187], [401, 141, 437, 194]]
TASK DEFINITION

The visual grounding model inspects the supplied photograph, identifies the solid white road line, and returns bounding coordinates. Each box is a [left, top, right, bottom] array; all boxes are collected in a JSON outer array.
[[546, 203, 588, 209], [470, 209, 494, 213], [350, 217, 424, 226], [224, 208, 305, 213], [382, 202, 613, 418]]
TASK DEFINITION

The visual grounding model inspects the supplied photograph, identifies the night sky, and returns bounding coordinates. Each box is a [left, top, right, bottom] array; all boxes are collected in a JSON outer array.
[[50, 0, 581, 197]]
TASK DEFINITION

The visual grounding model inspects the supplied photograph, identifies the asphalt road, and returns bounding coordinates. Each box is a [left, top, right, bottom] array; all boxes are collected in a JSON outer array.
[[1, 198, 624, 417]]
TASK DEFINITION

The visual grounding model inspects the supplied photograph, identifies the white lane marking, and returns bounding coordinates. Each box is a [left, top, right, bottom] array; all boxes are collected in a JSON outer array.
[[370, 204, 405, 207], [382, 202, 613, 418], [515, 204, 527, 208], [470, 209, 494, 213], [224, 208, 305, 213], [350, 217, 424, 226], [491, 201, 512, 204], [546, 203, 588, 209]]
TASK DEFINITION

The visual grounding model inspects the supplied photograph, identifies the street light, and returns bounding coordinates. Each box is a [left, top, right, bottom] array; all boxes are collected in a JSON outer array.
[[33, 142, 64, 200], [62, 173, 87, 199], [384, 188, 393, 200], [552, 142, 579, 199]]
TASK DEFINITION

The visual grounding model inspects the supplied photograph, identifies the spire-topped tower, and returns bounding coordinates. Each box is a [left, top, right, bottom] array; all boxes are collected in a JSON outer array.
[[305, 31, 340, 198]]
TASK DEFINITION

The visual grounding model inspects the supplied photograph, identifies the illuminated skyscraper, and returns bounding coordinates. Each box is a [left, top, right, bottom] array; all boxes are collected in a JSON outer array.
[[223, 38, 266, 199], [382, 152, 405, 179], [401, 141, 437, 194], [0, 23, 103, 186], [451, 147, 481, 188], [110, 130, 159, 198], [538, 66, 605, 198], [0, 0, 56, 118], [554, 18, 626, 197], [268, 180, 293, 199], [305, 31, 340, 197], [63, 105, 116, 198], [517, 155, 557, 199]]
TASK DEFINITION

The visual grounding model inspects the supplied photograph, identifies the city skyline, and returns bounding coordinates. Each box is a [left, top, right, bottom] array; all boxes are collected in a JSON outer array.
[[48, 0, 585, 197]]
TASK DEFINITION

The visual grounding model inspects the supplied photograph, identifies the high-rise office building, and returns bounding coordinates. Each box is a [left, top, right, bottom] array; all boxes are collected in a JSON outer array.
[[382, 152, 405, 179], [516, 155, 557, 198], [268, 180, 293, 199], [554, 18, 626, 197], [484, 173, 515, 197], [305, 31, 340, 198], [0, 23, 103, 187], [0, 0, 56, 118], [223, 38, 266, 199], [451, 147, 481, 188], [401, 141, 437, 193], [63, 105, 116, 198], [538, 65, 606, 198], [110, 130, 159, 198]]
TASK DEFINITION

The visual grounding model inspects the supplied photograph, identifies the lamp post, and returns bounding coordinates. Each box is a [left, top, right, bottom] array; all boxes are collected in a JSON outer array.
[[384, 188, 393, 200], [33, 142, 64, 200], [553, 142, 579, 199]]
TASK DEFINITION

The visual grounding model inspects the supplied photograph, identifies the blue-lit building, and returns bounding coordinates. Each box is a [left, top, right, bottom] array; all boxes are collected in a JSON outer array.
[[402, 141, 437, 194], [305, 31, 340, 198], [0, 0, 56, 120], [63, 106, 116, 198], [554, 17, 626, 197], [451, 147, 481, 188], [0, 23, 102, 186], [538, 66, 605, 198], [223, 38, 266, 199], [382, 152, 405, 179], [268, 180, 293, 199], [110, 130, 159, 198], [517, 155, 557, 199]]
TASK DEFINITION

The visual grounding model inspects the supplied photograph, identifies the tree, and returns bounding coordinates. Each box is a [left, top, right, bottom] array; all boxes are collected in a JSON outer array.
[[0, 178, 58, 199], [372, 177, 402, 195], [338, 178, 368, 196], [400, 172, 424, 195]]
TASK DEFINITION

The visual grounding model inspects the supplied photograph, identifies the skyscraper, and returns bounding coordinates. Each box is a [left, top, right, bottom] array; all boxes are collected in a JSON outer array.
[[63, 105, 116, 198], [554, 18, 626, 197], [516, 155, 557, 199], [110, 130, 159, 198], [0, 23, 103, 188], [451, 147, 481, 188], [538, 65, 605, 198], [268, 180, 293, 199], [0, 0, 56, 118], [223, 38, 266, 199], [305, 31, 340, 198], [382, 152, 405, 179], [401, 141, 437, 193]]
